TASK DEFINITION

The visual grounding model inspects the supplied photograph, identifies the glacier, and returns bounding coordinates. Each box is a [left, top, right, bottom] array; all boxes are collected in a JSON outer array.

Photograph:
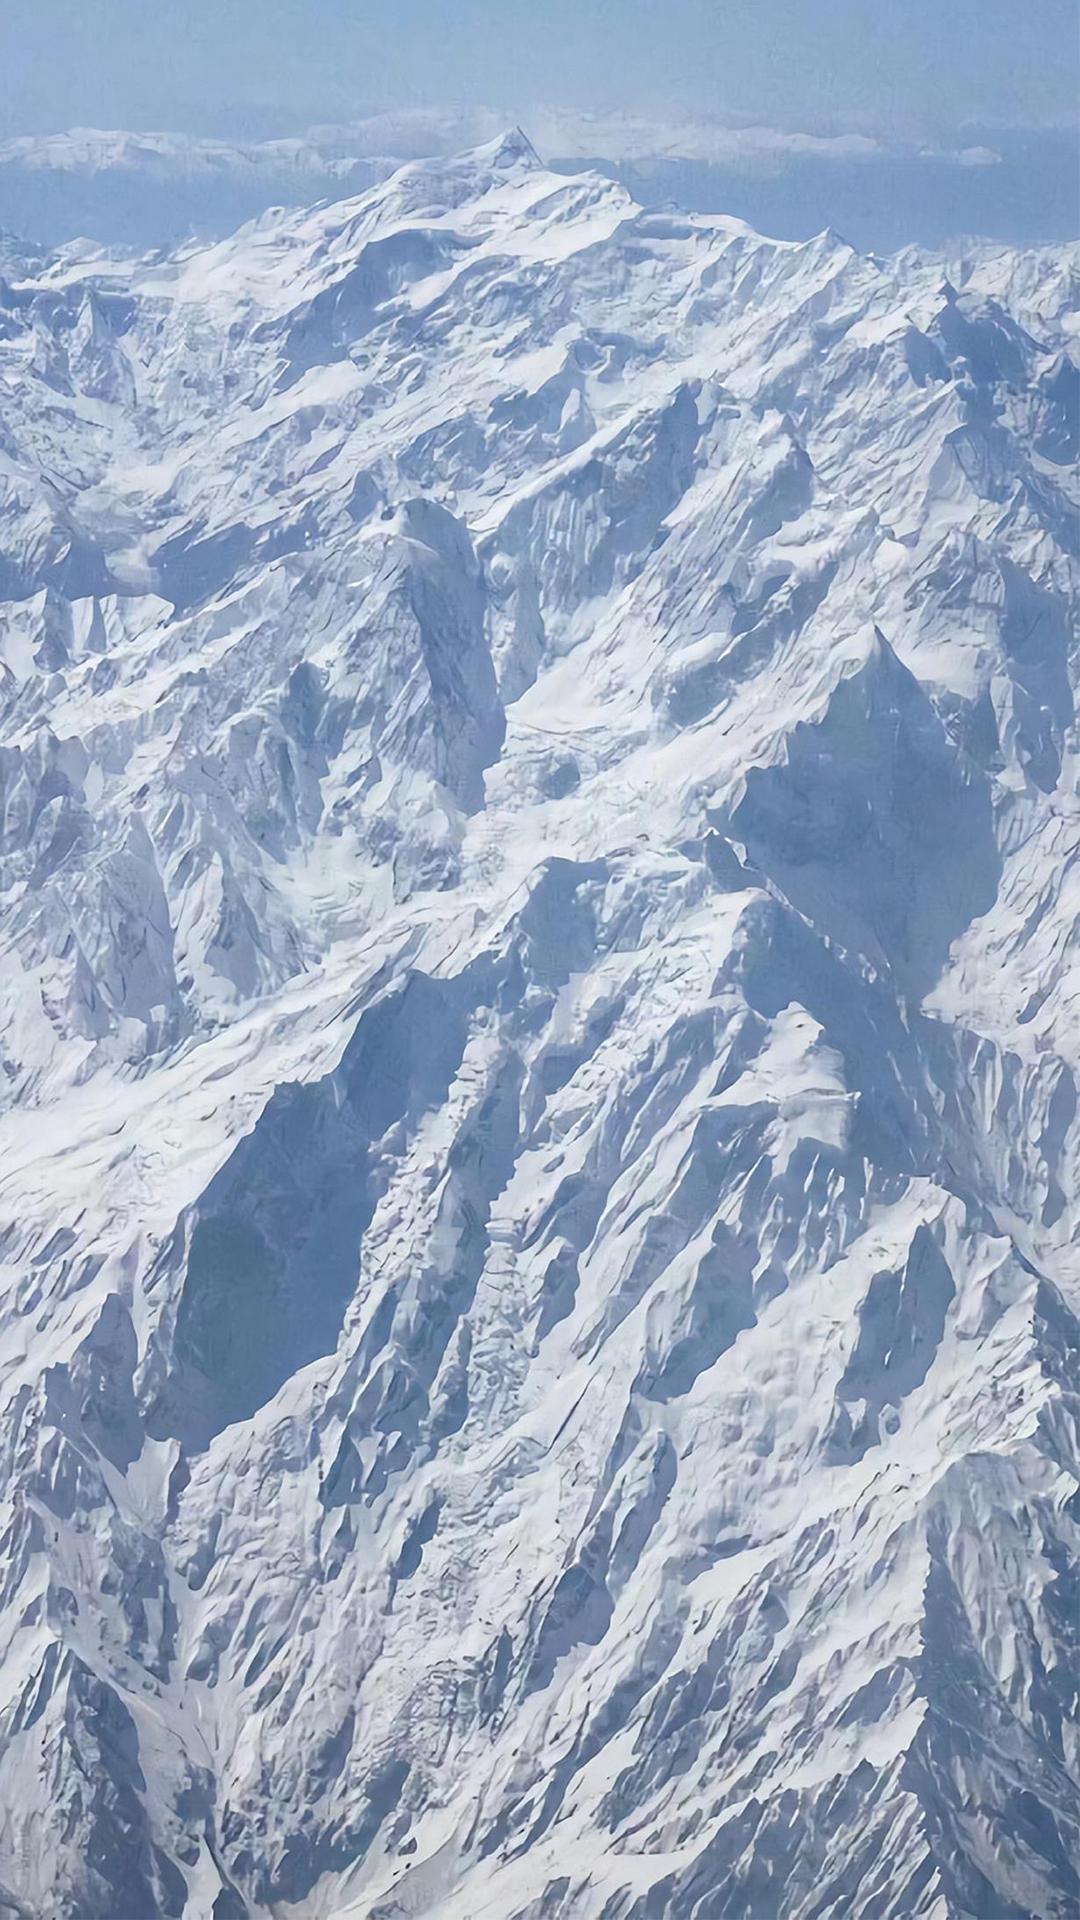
[[0, 129, 1078, 1917]]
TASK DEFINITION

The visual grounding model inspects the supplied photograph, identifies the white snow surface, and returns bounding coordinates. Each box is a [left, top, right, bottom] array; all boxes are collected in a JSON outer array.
[[0, 132, 1078, 1919]]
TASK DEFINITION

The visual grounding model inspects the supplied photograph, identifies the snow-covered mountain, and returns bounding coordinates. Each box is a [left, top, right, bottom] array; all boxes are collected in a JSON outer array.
[[0, 130, 1078, 1918]]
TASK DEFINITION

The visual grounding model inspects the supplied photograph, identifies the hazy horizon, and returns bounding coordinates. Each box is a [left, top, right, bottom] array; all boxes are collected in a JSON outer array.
[[0, 3, 1076, 249], [3, 0, 1077, 143]]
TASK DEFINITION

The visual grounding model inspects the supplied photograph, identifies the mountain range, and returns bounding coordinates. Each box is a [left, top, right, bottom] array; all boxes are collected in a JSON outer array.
[[1, 113, 1074, 253], [0, 131, 1078, 1918]]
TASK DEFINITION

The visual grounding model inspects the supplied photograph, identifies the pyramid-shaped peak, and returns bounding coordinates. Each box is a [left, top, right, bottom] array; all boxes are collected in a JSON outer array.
[[475, 125, 544, 171]]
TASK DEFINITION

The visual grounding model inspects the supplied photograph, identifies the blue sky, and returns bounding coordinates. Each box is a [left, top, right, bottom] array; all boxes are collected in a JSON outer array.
[[3, 0, 1077, 142]]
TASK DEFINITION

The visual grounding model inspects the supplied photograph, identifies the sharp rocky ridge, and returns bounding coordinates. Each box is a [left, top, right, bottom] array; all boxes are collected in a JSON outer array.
[[0, 129, 1078, 1919]]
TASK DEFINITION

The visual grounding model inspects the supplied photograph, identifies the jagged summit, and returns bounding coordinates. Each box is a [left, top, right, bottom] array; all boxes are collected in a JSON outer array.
[[0, 144, 1077, 1919], [472, 124, 546, 169]]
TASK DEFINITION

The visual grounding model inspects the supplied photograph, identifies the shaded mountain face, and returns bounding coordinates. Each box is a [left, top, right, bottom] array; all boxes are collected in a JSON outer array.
[[0, 132, 1077, 1919]]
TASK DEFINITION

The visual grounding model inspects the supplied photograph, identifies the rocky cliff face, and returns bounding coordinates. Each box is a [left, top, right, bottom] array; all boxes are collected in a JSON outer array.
[[0, 132, 1077, 1918]]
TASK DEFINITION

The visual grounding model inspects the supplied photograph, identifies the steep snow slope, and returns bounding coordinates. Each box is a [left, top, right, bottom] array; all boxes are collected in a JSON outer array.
[[0, 132, 1078, 1919]]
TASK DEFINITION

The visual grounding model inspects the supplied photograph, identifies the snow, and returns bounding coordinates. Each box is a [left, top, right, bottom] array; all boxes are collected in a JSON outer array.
[[0, 132, 1077, 1919]]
